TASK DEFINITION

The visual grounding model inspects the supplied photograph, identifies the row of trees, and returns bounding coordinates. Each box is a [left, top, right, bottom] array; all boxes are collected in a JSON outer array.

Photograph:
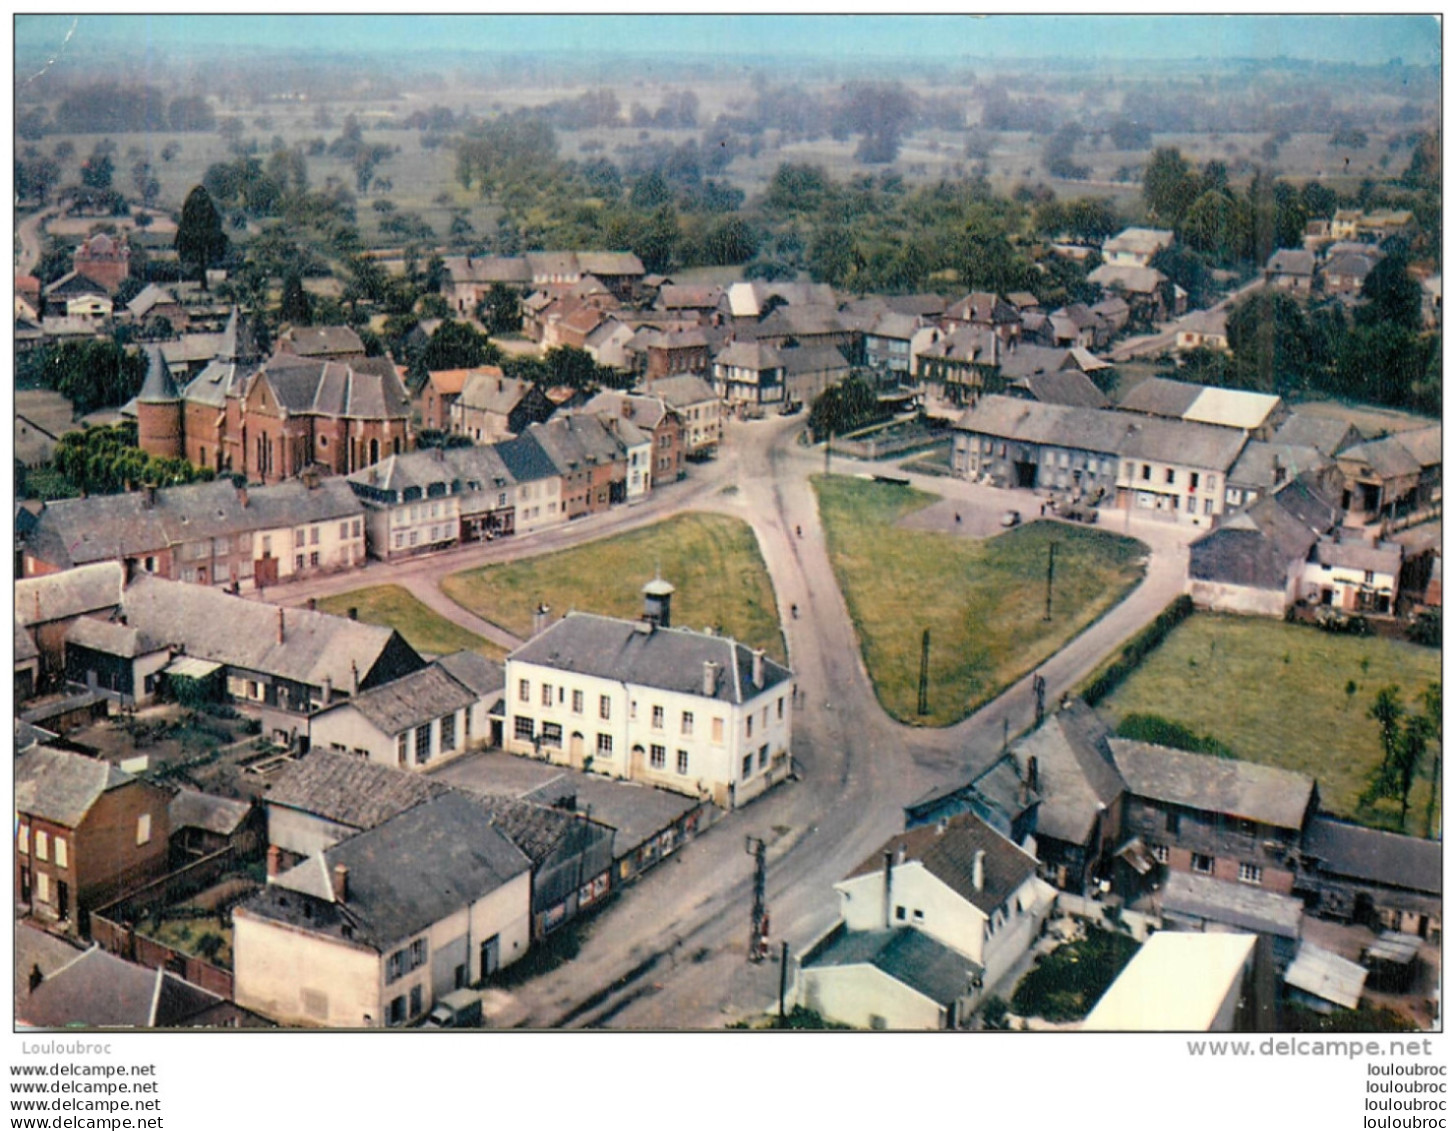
[[1362, 683, 1440, 837], [49, 424, 215, 499]]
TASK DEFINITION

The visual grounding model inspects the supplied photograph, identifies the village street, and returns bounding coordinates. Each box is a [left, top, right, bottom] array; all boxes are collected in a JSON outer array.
[[250, 415, 1199, 1028]]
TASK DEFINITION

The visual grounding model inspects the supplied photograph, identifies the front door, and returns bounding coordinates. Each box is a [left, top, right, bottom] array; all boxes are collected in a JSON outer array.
[[481, 934, 500, 980]]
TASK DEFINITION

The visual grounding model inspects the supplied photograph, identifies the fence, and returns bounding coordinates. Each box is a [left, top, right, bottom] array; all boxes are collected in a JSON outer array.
[[91, 914, 235, 999]]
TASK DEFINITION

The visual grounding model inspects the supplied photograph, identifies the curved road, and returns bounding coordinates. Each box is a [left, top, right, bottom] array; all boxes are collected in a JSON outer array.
[[268, 415, 1196, 1028]]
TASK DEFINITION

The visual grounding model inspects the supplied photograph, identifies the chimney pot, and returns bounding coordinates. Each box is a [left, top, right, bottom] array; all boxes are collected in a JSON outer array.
[[238, 485, 249, 508], [266, 845, 282, 878], [751, 648, 765, 688], [332, 863, 349, 903], [351, 660, 360, 697], [883, 849, 894, 928], [972, 849, 986, 892], [701, 660, 718, 697]]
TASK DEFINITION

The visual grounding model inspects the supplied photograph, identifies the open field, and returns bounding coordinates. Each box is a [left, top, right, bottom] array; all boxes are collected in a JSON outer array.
[[1098, 613, 1441, 833], [814, 476, 1147, 727], [441, 511, 786, 662], [316, 584, 502, 659]]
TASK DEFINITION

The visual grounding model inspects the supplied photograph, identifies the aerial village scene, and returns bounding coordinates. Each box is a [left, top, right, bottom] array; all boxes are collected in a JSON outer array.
[[11, 15, 1443, 1035]]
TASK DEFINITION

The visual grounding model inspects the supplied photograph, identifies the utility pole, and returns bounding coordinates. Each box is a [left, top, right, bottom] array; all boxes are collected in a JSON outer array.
[[824, 430, 832, 477], [778, 939, 790, 1026], [1033, 671, 1046, 728], [917, 628, 931, 716], [1043, 540, 1058, 622], [745, 836, 768, 962]]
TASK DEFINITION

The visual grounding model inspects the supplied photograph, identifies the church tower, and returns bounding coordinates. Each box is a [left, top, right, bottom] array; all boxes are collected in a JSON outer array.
[[134, 344, 183, 460]]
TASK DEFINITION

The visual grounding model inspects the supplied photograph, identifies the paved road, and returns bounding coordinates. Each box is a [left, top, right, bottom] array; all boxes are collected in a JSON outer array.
[[1106, 275, 1267, 362], [16, 205, 56, 278], [255, 415, 1199, 1028], [392, 417, 1200, 1030]]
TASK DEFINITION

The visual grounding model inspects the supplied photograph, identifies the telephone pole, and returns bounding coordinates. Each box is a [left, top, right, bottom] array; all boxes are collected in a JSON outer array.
[[1043, 540, 1058, 621], [745, 836, 768, 962], [916, 628, 931, 716]]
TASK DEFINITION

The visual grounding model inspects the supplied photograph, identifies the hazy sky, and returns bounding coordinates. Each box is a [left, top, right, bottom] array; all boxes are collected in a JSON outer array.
[[14, 14, 1441, 67]]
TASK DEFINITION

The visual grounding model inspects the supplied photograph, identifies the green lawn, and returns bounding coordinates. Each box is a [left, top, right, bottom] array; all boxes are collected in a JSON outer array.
[[813, 476, 1147, 726], [1099, 614, 1441, 834], [440, 512, 786, 663], [316, 585, 502, 660]]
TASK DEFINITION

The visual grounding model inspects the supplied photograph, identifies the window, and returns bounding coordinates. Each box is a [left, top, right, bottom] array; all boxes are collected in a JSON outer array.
[[1150, 843, 1169, 864], [572, 689, 585, 714], [1186, 495, 1196, 513], [311, 526, 320, 545], [340, 522, 349, 540], [36, 873, 50, 905], [352, 519, 362, 538], [440, 713, 456, 750], [1141, 464, 1151, 481], [410, 938, 428, 969], [742, 753, 753, 779], [35, 830, 48, 861], [1164, 467, 1176, 485], [294, 529, 306, 548], [912, 909, 925, 923], [746, 716, 753, 739], [599, 695, 611, 720], [1189, 472, 1200, 490], [652, 705, 665, 730], [712, 717, 725, 743], [895, 905, 907, 922], [1191, 853, 1215, 875], [542, 683, 553, 707], [310, 551, 320, 567], [295, 554, 305, 571], [680, 711, 694, 736], [1123, 461, 1135, 480], [1166, 810, 1181, 835], [409, 985, 423, 1019], [541, 722, 563, 749], [1204, 498, 1214, 516], [676, 750, 689, 775], [415, 723, 433, 764], [519, 679, 530, 703], [514, 716, 535, 741], [386, 951, 405, 983], [54, 837, 67, 869], [409, 531, 419, 546], [387, 995, 407, 1027], [650, 744, 666, 770], [777, 697, 784, 720], [397, 734, 409, 766], [597, 734, 613, 757], [16, 825, 26, 856], [1238, 862, 1263, 885], [136, 815, 151, 846]]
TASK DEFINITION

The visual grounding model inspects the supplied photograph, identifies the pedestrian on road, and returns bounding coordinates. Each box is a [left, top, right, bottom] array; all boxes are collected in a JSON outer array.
[[796, 525, 802, 538], [954, 512, 961, 525], [791, 603, 799, 619]]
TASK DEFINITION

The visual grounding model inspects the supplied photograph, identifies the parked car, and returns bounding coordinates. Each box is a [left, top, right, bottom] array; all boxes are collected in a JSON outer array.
[[421, 989, 484, 1029]]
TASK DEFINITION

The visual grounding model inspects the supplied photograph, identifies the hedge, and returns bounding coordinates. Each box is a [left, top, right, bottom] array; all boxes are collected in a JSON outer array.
[[1080, 594, 1194, 706]]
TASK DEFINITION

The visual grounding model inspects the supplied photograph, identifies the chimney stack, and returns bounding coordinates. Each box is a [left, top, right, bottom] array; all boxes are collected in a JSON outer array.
[[350, 660, 360, 697], [237, 485, 249, 508], [143, 483, 157, 509], [701, 660, 718, 697], [972, 849, 986, 893], [751, 648, 765, 688], [266, 845, 282, 879], [1026, 755, 1039, 795], [320, 675, 332, 703], [331, 863, 349, 903], [277, 607, 285, 645]]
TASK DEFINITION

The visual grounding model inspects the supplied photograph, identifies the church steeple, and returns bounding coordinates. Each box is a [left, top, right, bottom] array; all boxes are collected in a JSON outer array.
[[135, 344, 183, 460]]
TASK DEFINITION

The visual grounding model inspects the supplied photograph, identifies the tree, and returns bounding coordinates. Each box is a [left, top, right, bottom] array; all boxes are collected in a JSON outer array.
[[80, 150, 115, 191], [1142, 147, 1200, 227], [175, 185, 229, 290], [808, 372, 884, 440], [1361, 685, 1407, 811], [33, 340, 147, 415], [1180, 189, 1247, 266], [420, 319, 500, 372], [479, 286, 522, 336], [279, 273, 312, 326], [1394, 715, 1431, 831], [1422, 683, 1441, 838], [1358, 253, 1423, 331]]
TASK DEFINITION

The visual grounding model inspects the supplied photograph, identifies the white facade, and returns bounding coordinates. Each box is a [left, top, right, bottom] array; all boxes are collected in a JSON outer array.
[[799, 961, 953, 1031], [309, 702, 474, 771], [256, 514, 366, 580], [511, 476, 566, 536], [233, 868, 530, 1029], [623, 434, 653, 498], [836, 861, 1052, 990], [1117, 456, 1228, 526], [503, 655, 792, 809]]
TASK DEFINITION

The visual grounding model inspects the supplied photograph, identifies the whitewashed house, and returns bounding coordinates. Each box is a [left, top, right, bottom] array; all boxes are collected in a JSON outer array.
[[503, 581, 793, 809]]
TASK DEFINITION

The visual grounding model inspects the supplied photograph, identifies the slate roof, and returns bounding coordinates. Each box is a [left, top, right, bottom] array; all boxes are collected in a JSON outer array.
[[495, 432, 562, 485], [1313, 537, 1402, 576], [1273, 414, 1361, 456], [756, 304, 846, 339], [511, 612, 791, 704], [120, 574, 418, 691], [16, 746, 137, 827], [946, 291, 1020, 324], [1103, 227, 1175, 259], [1270, 474, 1342, 533], [331, 664, 478, 737], [126, 283, 179, 319], [26, 479, 363, 569], [803, 925, 982, 1009], [1267, 249, 1316, 277], [1119, 376, 1202, 418], [21, 947, 221, 1028], [255, 792, 530, 951], [136, 344, 180, 403], [1338, 434, 1427, 480], [169, 788, 252, 836], [258, 356, 410, 420], [181, 310, 265, 407], [1088, 263, 1166, 294], [919, 326, 998, 364], [347, 449, 464, 497], [656, 284, 723, 311], [1161, 871, 1304, 939], [278, 325, 366, 357], [644, 373, 719, 408], [266, 748, 448, 831], [65, 615, 162, 659], [577, 251, 645, 278], [16, 561, 124, 627], [1321, 251, 1379, 280], [843, 811, 1039, 917], [715, 340, 784, 371], [1228, 441, 1331, 491], [434, 650, 505, 698], [467, 794, 594, 865], [1302, 815, 1441, 896], [779, 343, 851, 377], [1109, 738, 1315, 830], [866, 311, 921, 341], [1007, 367, 1110, 410], [524, 413, 624, 474], [1188, 501, 1318, 590], [1176, 308, 1229, 338], [578, 390, 674, 432], [444, 254, 533, 285], [15, 623, 40, 663], [1008, 701, 1122, 846]]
